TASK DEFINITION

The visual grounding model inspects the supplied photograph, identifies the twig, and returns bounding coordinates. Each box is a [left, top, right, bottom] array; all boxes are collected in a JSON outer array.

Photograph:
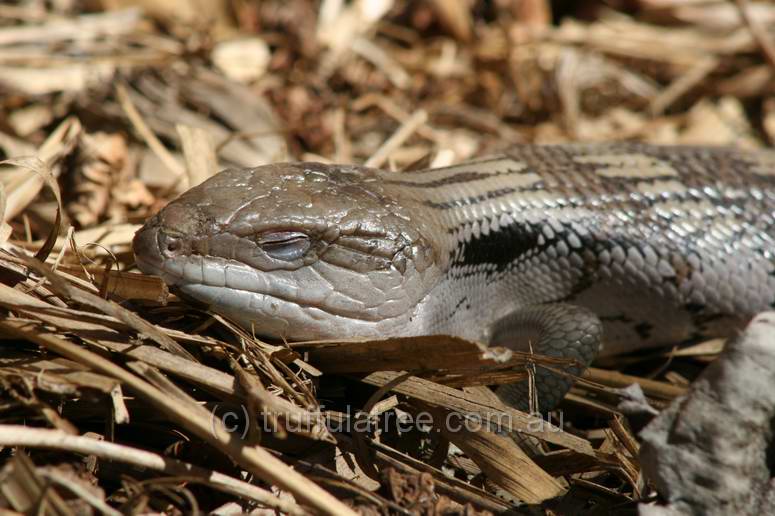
[[115, 82, 186, 182], [649, 57, 719, 115], [1, 320, 356, 516], [364, 109, 429, 169], [0, 425, 305, 515], [735, 0, 775, 71], [583, 366, 686, 400], [38, 469, 123, 516]]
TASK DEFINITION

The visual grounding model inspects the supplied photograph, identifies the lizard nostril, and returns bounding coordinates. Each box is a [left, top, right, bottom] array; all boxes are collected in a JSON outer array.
[[166, 238, 181, 253], [159, 233, 186, 257]]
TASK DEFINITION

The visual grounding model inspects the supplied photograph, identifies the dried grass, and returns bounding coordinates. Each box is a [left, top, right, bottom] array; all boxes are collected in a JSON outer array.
[[0, 0, 770, 513]]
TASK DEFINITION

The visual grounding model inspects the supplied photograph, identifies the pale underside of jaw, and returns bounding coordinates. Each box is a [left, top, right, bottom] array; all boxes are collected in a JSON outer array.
[[153, 254, 427, 340], [180, 283, 418, 340]]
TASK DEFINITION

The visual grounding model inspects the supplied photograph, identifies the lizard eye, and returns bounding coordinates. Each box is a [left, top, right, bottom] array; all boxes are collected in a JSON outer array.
[[257, 231, 311, 261]]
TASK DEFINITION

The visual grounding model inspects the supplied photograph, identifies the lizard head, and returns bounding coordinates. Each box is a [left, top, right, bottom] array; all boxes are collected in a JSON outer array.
[[133, 162, 443, 340]]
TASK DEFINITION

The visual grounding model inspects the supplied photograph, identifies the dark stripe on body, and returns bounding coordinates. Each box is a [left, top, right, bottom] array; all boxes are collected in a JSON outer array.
[[383, 167, 527, 188]]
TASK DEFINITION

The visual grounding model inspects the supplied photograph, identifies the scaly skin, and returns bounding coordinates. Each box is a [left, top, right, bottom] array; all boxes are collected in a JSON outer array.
[[133, 143, 775, 409]]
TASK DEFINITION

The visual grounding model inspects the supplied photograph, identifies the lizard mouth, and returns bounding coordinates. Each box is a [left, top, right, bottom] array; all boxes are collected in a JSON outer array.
[[132, 222, 438, 339], [132, 225, 167, 278]]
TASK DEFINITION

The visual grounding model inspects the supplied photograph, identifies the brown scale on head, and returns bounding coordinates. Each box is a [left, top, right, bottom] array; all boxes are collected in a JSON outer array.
[[133, 162, 444, 340]]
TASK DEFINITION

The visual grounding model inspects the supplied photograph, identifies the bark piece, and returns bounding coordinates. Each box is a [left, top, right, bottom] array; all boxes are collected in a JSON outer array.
[[639, 312, 775, 515]]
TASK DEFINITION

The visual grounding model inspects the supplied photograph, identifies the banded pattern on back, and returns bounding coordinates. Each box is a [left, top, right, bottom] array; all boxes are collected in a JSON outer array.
[[380, 144, 775, 354], [133, 143, 775, 360]]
